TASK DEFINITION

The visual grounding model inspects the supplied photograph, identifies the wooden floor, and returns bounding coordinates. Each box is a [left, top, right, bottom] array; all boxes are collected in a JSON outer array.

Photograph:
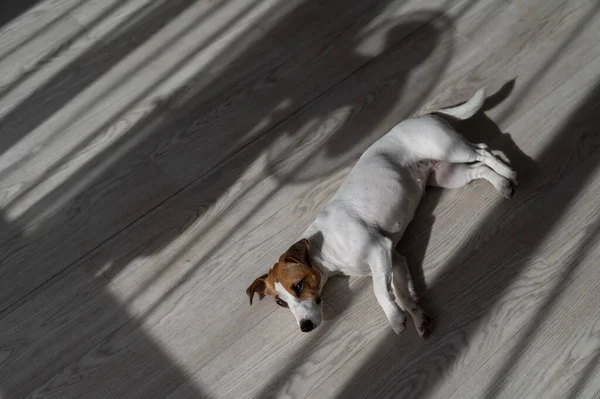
[[1, 0, 600, 397]]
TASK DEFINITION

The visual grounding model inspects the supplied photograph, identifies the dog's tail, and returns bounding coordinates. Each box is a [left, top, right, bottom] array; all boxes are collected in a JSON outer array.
[[434, 87, 486, 120]]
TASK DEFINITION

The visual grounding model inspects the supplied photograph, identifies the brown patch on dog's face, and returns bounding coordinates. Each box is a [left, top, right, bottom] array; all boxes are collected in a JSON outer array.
[[246, 238, 322, 309], [273, 239, 321, 303]]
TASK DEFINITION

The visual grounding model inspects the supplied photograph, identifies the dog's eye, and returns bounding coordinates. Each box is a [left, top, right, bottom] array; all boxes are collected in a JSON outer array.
[[293, 280, 304, 296], [275, 296, 288, 308]]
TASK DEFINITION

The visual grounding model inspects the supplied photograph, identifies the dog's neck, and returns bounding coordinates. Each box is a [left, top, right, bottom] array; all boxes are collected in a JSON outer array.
[[308, 253, 330, 291], [302, 228, 338, 289]]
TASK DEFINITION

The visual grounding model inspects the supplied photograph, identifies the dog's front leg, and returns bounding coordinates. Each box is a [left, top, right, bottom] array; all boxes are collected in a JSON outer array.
[[369, 237, 406, 335], [392, 253, 432, 338]]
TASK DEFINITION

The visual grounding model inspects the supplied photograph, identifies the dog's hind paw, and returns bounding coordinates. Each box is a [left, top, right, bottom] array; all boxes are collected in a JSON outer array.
[[499, 179, 517, 199], [418, 314, 432, 338]]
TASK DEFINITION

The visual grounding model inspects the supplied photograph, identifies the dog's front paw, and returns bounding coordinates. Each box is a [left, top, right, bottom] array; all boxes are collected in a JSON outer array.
[[417, 313, 432, 338], [389, 311, 407, 335]]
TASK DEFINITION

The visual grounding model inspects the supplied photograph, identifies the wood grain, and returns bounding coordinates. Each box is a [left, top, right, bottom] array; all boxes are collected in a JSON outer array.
[[401, 44, 600, 289], [166, 303, 367, 399], [310, 103, 600, 399], [62, 15, 464, 391], [426, 0, 600, 129], [26, 316, 208, 399], [1, 0, 600, 397], [0, 261, 132, 399], [0, 0, 276, 310], [324, 48, 600, 347], [149, 0, 462, 185], [448, 235, 600, 399], [0, 160, 179, 312]]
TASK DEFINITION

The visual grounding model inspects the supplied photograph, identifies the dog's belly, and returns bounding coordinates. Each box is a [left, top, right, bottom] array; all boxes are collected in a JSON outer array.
[[362, 178, 425, 235], [332, 161, 431, 236]]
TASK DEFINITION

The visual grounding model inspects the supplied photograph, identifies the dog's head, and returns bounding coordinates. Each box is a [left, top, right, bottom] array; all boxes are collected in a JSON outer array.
[[246, 238, 323, 332]]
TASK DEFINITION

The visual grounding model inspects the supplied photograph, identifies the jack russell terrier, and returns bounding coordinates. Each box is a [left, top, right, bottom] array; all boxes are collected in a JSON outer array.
[[247, 88, 517, 337]]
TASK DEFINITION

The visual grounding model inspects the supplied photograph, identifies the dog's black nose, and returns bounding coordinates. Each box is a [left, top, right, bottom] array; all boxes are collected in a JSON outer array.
[[300, 319, 314, 333]]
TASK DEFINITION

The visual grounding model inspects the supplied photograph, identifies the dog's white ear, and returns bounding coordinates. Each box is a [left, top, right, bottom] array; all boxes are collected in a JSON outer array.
[[281, 238, 311, 266], [246, 274, 269, 305]]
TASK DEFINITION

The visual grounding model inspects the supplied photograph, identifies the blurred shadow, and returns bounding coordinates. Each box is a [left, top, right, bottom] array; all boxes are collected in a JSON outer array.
[[566, 347, 600, 399], [0, 0, 42, 29], [484, 219, 600, 399], [88, 8, 452, 297], [0, 0, 202, 157], [497, 2, 600, 125], [0, 241, 209, 397], [333, 81, 600, 398], [0, 0, 89, 65], [0, 0, 454, 397]]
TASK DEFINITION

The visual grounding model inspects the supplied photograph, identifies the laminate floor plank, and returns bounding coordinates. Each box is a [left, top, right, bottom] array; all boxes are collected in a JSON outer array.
[[64, 16, 468, 393], [429, 0, 600, 130], [0, 0, 277, 309], [2, 0, 600, 397], [0, 262, 133, 399], [448, 237, 600, 399], [325, 47, 600, 341], [311, 140, 600, 398], [0, 159, 179, 313], [146, 0, 463, 185], [25, 314, 210, 399], [166, 304, 367, 399]]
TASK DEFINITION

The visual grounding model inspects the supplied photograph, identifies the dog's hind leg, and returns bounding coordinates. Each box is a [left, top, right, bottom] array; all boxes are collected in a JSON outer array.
[[428, 161, 515, 199], [435, 131, 518, 185], [401, 116, 518, 185]]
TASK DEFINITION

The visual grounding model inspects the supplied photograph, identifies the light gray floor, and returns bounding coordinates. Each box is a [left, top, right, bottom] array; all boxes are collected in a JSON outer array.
[[1, 0, 600, 398]]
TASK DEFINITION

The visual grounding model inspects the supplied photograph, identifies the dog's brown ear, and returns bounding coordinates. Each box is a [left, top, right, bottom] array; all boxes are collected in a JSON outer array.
[[281, 238, 311, 266], [246, 274, 269, 305]]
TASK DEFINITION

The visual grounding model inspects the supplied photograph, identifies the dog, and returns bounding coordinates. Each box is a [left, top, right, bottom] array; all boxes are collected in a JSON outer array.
[[246, 88, 517, 336]]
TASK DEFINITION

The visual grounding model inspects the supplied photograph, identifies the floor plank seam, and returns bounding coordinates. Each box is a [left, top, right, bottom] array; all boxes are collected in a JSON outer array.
[[0, 259, 89, 319], [88, 256, 139, 315], [0, 177, 195, 318]]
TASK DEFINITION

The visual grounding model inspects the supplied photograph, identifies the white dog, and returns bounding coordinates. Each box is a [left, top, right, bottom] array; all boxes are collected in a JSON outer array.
[[247, 88, 517, 336]]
